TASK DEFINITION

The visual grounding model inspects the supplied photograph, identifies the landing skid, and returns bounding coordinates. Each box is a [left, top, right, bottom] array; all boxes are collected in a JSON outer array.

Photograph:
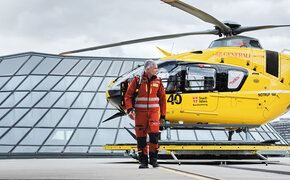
[[160, 121, 259, 141]]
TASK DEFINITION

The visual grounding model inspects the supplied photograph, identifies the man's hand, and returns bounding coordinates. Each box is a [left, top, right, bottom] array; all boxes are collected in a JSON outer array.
[[159, 118, 165, 124], [128, 111, 135, 120]]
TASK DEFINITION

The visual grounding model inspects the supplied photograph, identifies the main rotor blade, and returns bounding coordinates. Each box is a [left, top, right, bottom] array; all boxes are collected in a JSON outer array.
[[59, 29, 218, 55], [234, 24, 290, 34], [161, 0, 231, 35]]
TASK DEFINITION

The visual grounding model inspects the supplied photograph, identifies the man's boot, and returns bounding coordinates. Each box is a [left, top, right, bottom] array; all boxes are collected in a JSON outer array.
[[138, 152, 149, 169], [149, 152, 159, 167]]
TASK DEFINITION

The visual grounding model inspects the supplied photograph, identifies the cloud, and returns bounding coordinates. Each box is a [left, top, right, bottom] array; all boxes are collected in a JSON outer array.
[[0, 0, 289, 57]]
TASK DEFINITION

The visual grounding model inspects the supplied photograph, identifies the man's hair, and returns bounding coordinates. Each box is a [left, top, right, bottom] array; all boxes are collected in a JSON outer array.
[[144, 60, 156, 70]]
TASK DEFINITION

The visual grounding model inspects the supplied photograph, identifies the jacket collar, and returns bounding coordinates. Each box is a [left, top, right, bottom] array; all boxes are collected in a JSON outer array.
[[142, 73, 157, 82]]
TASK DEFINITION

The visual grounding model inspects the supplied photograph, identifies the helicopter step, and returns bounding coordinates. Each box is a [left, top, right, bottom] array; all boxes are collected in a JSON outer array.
[[103, 142, 290, 163]]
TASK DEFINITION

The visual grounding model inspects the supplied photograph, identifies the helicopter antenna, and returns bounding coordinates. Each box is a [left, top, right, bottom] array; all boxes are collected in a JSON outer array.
[[170, 42, 175, 55]]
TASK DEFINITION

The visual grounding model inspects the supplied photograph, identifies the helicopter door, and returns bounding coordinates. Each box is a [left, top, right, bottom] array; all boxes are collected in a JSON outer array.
[[180, 65, 218, 115]]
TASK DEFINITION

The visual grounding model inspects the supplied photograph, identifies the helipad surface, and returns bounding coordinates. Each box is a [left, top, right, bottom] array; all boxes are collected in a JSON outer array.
[[0, 157, 290, 179]]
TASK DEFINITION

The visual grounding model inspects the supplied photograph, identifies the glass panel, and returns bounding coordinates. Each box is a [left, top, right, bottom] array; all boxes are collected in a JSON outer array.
[[0, 92, 28, 107], [239, 131, 254, 141], [35, 92, 62, 107], [134, 61, 144, 68], [17, 76, 45, 90], [32, 57, 60, 74], [81, 60, 100, 75], [45, 129, 74, 145], [64, 146, 88, 153], [35, 76, 62, 90], [17, 92, 46, 107], [0, 146, 13, 153], [98, 77, 114, 91], [262, 124, 272, 132], [16, 109, 47, 126], [36, 109, 67, 127], [107, 61, 122, 76], [68, 129, 95, 145], [255, 126, 264, 132], [51, 58, 78, 75], [250, 131, 264, 141], [92, 129, 117, 145], [68, 60, 90, 75], [72, 92, 94, 108], [260, 132, 271, 140], [1, 76, 26, 90], [17, 56, 43, 75], [94, 60, 112, 76], [119, 61, 133, 75], [267, 132, 277, 139], [90, 93, 107, 108], [0, 92, 11, 104], [99, 110, 120, 128], [58, 109, 85, 127], [0, 77, 10, 89], [195, 130, 214, 140], [0, 128, 8, 137], [68, 77, 90, 91], [119, 116, 135, 129], [230, 132, 243, 140], [0, 56, 28, 75], [54, 92, 78, 107], [115, 129, 138, 144], [186, 67, 216, 91], [160, 130, 178, 141], [0, 128, 30, 144], [0, 109, 29, 126], [20, 128, 52, 145], [12, 146, 39, 153], [211, 130, 228, 141], [178, 130, 196, 140], [83, 77, 103, 91], [0, 109, 10, 119], [39, 146, 64, 153], [53, 77, 76, 91], [79, 109, 104, 127]]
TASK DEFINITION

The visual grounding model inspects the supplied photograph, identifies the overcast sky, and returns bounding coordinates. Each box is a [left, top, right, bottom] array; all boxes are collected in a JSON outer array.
[[0, 0, 289, 58]]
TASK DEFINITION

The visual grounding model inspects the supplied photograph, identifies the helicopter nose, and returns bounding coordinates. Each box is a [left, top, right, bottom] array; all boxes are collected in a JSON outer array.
[[106, 81, 122, 110]]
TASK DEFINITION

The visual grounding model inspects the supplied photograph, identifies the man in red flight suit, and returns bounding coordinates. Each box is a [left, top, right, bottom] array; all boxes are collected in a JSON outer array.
[[125, 60, 166, 169]]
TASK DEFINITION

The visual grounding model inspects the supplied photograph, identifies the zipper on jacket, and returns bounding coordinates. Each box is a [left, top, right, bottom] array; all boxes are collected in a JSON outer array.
[[147, 80, 150, 112]]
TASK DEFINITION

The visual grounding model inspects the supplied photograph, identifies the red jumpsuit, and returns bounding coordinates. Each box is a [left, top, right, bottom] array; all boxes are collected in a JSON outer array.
[[125, 73, 166, 156]]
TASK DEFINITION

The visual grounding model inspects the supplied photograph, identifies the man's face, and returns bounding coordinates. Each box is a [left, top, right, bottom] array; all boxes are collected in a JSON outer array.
[[147, 64, 158, 77]]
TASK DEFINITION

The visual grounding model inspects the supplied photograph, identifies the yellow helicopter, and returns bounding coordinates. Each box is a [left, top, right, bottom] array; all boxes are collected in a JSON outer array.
[[60, 0, 290, 139]]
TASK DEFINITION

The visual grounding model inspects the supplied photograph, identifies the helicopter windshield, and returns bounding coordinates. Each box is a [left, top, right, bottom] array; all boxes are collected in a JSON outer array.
[[209, 36, 262, 49], [112, 64, 144, 87], [110, 60, 177, 90]]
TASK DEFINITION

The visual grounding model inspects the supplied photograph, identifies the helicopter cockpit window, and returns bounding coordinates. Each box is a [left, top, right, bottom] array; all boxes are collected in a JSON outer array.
[[157, 64, 177, 89], [228, 70, 245, 89], [249, 40, 262, 49], [185, 66, 216, 92], [209, 38, 262, 49], [162, 66, 183, 92], [112, 65, 144, 88]]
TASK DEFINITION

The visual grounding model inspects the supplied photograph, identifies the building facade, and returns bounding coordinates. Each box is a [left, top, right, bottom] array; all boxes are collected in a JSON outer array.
[[271, 118, 290, 143]]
